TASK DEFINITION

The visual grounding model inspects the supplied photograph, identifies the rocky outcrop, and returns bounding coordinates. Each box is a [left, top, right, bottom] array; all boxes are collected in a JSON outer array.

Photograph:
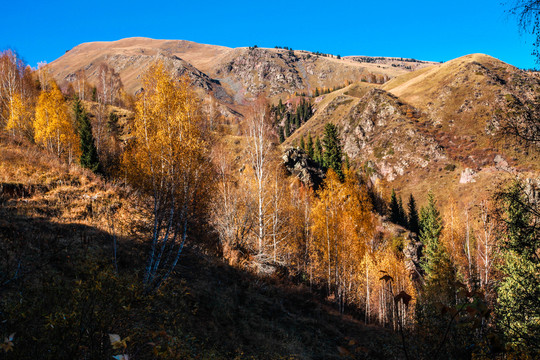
[[216, 48, 306, 97], [459, 168, 477, 184], [338, 89, 446, 180], [403, 234, 424, 284], [282, 148, 325, 189]]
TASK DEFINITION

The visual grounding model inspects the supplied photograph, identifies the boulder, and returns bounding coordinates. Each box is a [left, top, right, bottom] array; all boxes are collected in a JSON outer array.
[[282, 148, 325, 189]]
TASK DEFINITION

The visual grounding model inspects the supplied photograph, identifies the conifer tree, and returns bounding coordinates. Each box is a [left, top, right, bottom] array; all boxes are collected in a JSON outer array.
[[74, 98, 100, 173], [407, 194, 420, 234], [419, 192, 454, 301], [314, 137, 323, 165], [300, 135, 305, 150], [279, 126, 285, 143], [307, 133, 314, 158], [398, 196, 407, 227], [322, 123, 343, 178], [495, 181, 540, 351], [284, 118, 290, 138], [389, 189, 401, 224]]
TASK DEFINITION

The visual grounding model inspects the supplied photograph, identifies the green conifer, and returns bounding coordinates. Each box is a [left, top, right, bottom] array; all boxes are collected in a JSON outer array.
[[74, 99, 100, 173], [407, 194, 420, 234], [322, 123, 343, 179]]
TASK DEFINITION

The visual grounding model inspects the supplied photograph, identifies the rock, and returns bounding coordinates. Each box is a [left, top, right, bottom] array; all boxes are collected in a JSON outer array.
[[459, 168, 477, 183], [402, 233, 424, 284], [282, 148, 325, 189]]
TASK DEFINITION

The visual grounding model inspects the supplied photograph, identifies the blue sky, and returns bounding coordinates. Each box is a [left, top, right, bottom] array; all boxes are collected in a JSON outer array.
[[1, 0, 536, 69]]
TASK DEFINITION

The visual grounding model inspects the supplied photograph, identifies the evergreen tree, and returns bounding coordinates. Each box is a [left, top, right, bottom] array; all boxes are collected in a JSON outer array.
[[306, 133, 314, 159], [389, 189, 401, 224], [300, 135, 305, 150], [419, 192, 454, 301], [322, 123, 343, 179], [314, 137, 323, 166], [74, 99, 100, 173], [398, 196, 407, 227], [73, 96, 84, 131], [407, 194, 420, 234], [284, 118, 291, 138], [315, 88, 320, 97], [279, 126, 285, 143], [496, 181, 540, 352]]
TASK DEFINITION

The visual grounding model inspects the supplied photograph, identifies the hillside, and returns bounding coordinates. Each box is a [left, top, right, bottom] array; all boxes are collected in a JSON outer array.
[[284, 54, 540, 208], [47, 37, 421, 112], [0, 134, 408, 359]]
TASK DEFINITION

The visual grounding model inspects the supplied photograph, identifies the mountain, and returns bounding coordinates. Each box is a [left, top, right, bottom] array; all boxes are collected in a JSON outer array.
[[47, 37, 430, 114], [285, 54, 540, 207]]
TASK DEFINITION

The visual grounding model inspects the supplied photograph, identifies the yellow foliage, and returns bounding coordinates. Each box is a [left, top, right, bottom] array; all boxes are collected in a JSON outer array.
[[34, 82, 79, 161], [311, 169, 373, 304], [124, 62, 206, 196]]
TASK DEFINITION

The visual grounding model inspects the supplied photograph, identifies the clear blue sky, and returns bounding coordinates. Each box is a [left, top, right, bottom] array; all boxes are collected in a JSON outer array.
[[1, 0, 536, 69]]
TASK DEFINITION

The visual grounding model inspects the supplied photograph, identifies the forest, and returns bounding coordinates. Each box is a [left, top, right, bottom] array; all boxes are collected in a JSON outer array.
[[0, 48, 539, 359]]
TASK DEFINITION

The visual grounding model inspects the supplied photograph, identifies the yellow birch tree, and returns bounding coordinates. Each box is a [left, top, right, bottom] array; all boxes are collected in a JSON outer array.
[[123, 61, 210, 292], [34, 82, 79, 162]]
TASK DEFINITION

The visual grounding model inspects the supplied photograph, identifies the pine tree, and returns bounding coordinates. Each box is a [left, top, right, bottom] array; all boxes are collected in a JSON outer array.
[[407, 194, 420, 234], [314, 137, 323, 166], [91, 86, 97, 102], [307, 133, 314, 158], [322, 123, 343, 178], [300, 135, 305, 150], [284, 118, 291, 138], [279, 126, 285, 143], [389, 189, 401, 224], [419, 192, 454, 301], [398, 196, 407, 227], [74, 99, 100, 173], [495, 181, 540, 352]]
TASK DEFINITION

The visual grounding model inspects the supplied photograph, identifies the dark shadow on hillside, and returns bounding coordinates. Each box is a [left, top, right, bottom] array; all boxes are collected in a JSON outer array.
[[0, 200, 401, 359]]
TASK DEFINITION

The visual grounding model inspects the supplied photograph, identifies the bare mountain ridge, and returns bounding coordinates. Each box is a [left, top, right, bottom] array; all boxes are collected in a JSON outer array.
[[48, 37, 421, 109]]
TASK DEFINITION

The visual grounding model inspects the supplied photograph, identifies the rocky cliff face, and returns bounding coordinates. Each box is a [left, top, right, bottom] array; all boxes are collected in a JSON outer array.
[[215, 49, 306, 98]]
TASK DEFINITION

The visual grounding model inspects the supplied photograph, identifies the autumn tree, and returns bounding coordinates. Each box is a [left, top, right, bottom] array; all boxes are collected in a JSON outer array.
[[245, 98, 275, 257], [34, 82, 79, 162], [97, 63, 123, 106], [475, 200, 496, 290], [0, 50, 35, 138], [210, 142, 254, 262], [123, 62, 210, 292], [311, 169, 373, 312]]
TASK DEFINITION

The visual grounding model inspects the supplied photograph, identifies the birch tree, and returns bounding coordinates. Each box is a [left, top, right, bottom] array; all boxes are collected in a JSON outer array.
[[123, 61, 210, 292]]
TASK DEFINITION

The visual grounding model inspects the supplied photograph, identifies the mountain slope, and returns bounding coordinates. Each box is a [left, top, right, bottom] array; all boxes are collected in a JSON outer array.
[[285, 54, 540, 207], [48, 37, 421, 105]]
